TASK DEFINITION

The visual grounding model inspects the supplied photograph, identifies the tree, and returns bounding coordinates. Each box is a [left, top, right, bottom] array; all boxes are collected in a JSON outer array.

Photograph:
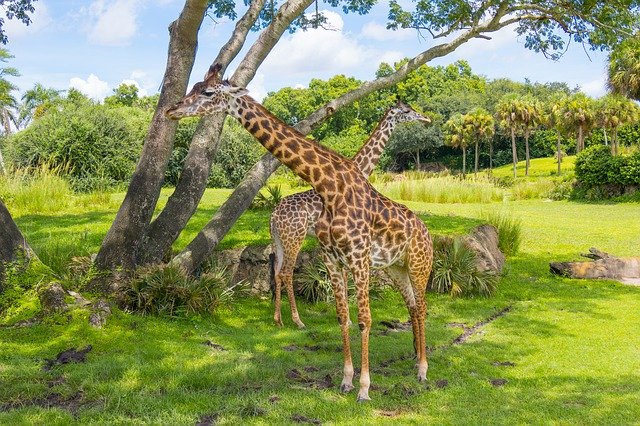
[[104, 84, 139, 108], [0, 198, 36, 287], [607, 36, 640, 100], [444, 113, 471, 177], [462, 108, 495, 175], [518, 95, 543, 176], [0, 47, 18, 174], [19, 83, 63, 126], [596, 95, 640, 155], [496, 94, 522, 178], [545, 96, 569, 175], [94, 0, 640, 274], [0, 0, 36, 44], [561, 93, 597, 154]]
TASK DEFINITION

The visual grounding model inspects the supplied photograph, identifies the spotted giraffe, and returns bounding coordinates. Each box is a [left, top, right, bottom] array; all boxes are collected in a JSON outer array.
[[271, 102, 430, 329], [166, 64, 434, 402]]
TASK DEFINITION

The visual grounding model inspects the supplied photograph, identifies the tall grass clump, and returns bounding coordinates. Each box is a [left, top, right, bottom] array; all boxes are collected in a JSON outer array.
[[0, 165, 72, 214], [121, 264, 243, 317], [429, 237, 498, 297], [481, 211, 522, 256], [375, 174, 504, 204], [510, 179, 556, 200]]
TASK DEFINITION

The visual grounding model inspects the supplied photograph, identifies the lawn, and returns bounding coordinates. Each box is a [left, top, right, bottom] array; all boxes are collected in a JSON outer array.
[[1, 173, 639, 424]]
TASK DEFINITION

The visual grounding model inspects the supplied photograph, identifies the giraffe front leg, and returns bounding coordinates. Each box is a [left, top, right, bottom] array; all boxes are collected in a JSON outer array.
[[341, 269, 353, 327]]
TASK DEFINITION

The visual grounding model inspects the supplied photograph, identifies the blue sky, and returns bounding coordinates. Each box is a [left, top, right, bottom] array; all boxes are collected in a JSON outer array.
[[4, 0, 609, 102]]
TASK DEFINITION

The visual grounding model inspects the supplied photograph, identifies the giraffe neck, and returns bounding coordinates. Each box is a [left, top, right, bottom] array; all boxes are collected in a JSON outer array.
[[352, 110, 397, 177], [228, 95, 350, 193]]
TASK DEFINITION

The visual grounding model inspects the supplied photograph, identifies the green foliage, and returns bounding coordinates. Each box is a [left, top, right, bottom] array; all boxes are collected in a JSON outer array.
[[297, 258, 333, 304], [430, 237, 498, 297], [121, 264, 242, 317], [0, 165, 72, 214], [608, 35, 640, 100], [6, 103, 150, 191], [481, 211, 522, 256], [575, 145, 614, 186], [103, 83, 139, 107], [251, 185, 283, 210]]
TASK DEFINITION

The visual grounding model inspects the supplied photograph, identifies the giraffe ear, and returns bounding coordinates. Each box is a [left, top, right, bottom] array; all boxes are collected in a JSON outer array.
[[222, 84, 249, 98]]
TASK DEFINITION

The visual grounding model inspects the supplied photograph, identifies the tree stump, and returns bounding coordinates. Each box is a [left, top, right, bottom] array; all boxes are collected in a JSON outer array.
[[550, 248, 640, 284]]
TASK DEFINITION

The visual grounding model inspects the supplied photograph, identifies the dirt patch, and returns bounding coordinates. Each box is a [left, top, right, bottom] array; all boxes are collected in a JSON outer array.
[[43, 345, 92, 371], [303, 366, 319, 373], [490, 378, 508, 387], [446, 322, 466, 328], [0, 392, 85, 415], [291, 414, 322, 425], [283, 344, 299, 352], [492, 361, 516, 367], [451, 306, 512, 345], [268, 395, 280, 404], [196, 413, 218, 426], [435, 379, 449, 389], [379, 319, 412, 335], [304, 344, 321, 352], [203, 340, 226, 351], [47, 376, 66, 388], [286, 369, 333, 389], [375, 409, 404, 418]]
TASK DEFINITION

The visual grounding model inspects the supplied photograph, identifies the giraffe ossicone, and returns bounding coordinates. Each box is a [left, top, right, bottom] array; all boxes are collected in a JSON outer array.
[[167, 65, 434, 402]]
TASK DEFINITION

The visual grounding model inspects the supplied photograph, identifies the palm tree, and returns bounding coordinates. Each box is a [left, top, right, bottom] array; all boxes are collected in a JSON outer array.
[[607, 36, 640, 101], [462, 108, 495, 176], [496, 94, 522, 178], [0, 48, 20, 174], [19, 83, 63, 127], [444, 113, 471, 178], [596, 95, 640, 155], [560, 93, 596, 154], [544, 96, 568, 176], [518, 95, 543, 176]]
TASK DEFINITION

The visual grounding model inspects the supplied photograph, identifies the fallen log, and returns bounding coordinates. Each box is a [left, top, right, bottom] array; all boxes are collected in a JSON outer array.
[[550, 248, 640, 285]]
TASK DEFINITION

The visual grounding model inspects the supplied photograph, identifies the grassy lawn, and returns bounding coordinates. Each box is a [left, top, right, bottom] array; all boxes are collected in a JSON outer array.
[[1, 172, 640, 423]]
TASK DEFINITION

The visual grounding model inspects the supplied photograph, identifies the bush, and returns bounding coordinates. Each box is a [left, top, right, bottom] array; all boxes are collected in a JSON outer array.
[[482, 211, 522, 256], [429, 237, 498, 297], [574, 145, 640, 199], [121, 264, 243, 317], [575, 145, 613, 187], [7, 104, 149, 191]]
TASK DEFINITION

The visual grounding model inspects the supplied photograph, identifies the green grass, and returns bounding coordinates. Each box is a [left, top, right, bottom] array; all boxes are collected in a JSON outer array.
[[492, 156, 576, 179], [1, 160, 639, 424]]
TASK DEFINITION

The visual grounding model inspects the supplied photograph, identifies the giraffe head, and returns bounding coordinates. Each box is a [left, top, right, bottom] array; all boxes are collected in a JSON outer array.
[[388, 101, 431, 125], [166, 64, 248, 119]]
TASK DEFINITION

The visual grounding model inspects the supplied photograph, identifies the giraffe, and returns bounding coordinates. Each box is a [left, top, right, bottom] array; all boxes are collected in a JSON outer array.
[[271, 102, 430, 329], [166, 64, 434, 402]]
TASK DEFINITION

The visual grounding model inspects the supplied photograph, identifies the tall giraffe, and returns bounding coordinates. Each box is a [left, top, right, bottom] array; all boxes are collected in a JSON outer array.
[[166, 65, 433, 402], [271, 102, 430, 329]]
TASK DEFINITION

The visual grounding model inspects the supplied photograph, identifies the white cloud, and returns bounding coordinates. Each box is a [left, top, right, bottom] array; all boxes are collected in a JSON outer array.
[[86, 0, 141, 46], [4, 1, 52, 39], [580, 77, 607, 98], [258, 10, 404, 82], [361, 22, 414, 42], [69, 74, 110, 100], [449, 25, 518, 60], [247, 73, 266, 101]]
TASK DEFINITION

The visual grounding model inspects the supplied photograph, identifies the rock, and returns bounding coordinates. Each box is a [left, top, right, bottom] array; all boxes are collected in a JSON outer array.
[[89, 299, 111, 328], [38, 282, 68, 314], [550, 247, 640, 284], [461, 224, 505, 275]]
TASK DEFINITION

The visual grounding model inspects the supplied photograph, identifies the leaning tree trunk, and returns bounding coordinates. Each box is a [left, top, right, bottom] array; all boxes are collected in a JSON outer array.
[[141, 0, 310, 265], [462, 146, 467, 178], [556, 131, 562, 176], [0, 199, 36, 288], [511, 127, 518, 178], [94, 0, 209, 271], [169, 14, 515, 273], [524, 130, 530, 177]]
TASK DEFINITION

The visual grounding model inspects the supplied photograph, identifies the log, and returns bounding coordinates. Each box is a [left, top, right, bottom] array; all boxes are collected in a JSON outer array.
[[550, 248, 640, 283]]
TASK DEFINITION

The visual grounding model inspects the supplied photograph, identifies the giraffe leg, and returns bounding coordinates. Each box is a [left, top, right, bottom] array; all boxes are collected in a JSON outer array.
[[272, 257, 284, 328], [351, 262, 372, 402], [408, 231, 432, 382], [283, 269, 305, 329], [341, 269, 353, 326], [272, 217, 306, 328], [386, 265, 421, 370], [323, 253, 354, 393]]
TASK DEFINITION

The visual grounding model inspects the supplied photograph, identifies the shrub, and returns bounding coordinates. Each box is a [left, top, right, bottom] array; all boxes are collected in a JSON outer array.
[[429, 237, 498, 297], [121, 264, 242, 317], [251, 185, 283, 210], [481, 211, 522, 256], [6, 104, 149, 191], [0, 165, 72, 214]]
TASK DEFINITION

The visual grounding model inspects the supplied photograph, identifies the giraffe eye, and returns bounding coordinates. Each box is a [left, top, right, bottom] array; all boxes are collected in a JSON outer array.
[[202, 89, 216, 97]]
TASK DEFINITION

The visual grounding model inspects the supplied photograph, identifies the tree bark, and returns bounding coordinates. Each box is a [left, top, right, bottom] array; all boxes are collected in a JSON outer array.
[[489, 141, 493, 171], [141, 0, 269, 265], [474, 140, 479, 176], [577, 125, 584, 153], [511, 127, 518, 178], [462, 146, 467, 178], [524, 131, 530, 177], [0, 199, 36, 288], [0, 146, 6, 175], [94, 0, 209, 271], [171, 15, 515, 273]]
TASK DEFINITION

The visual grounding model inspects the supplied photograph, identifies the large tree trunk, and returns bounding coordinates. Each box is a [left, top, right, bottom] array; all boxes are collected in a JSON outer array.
[[170, 14, 515, 273], [141, 0, 310, 265], [0, 199, 36, 288], [462, 146, 467, 178], [577, 125, 584, 153], [511, 127, 518, 178], [94, 0, 209, 271]]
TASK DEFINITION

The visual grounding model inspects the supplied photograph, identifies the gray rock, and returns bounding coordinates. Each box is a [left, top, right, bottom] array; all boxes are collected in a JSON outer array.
[[38, 281, 68, 313]]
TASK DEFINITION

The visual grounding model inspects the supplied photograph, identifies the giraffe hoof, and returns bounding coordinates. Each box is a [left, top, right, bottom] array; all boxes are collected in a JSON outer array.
[[295, 322, 306, 329], [356, 394, 371, 403], [274, 319, 283, 327], [340, 383, 354, 393]]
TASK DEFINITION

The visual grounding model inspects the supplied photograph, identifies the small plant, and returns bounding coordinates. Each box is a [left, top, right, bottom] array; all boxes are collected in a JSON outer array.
[[481, 211, 522, 256], [429, 237, 498, 297], [251, 185, 283, 210], [121, 264, 242, 317], [298, 259, 333, 303]]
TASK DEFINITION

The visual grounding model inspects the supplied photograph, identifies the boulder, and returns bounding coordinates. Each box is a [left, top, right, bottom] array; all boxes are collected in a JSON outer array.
[[38, 281, 68, 314], [461, 224, 505, 275]]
